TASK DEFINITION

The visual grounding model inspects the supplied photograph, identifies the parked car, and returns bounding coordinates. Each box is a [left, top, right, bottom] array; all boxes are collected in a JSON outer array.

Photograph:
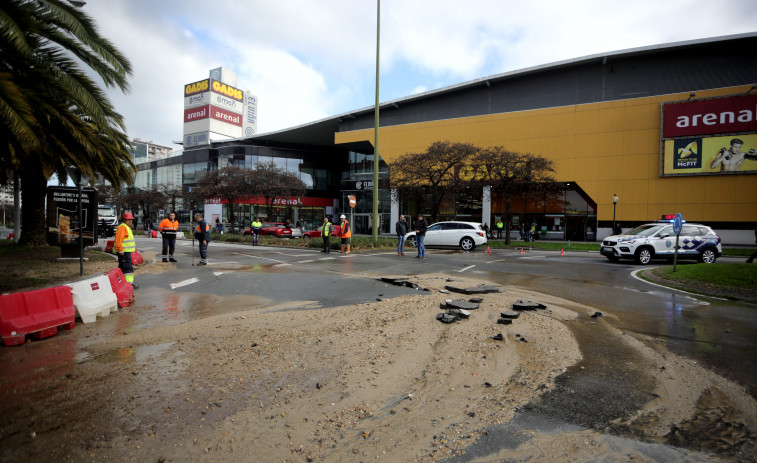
[[600, 222, 722, 265], [404, 221, 487, 251], [302, 226, 340, 240], [243, 223, 293, 238]]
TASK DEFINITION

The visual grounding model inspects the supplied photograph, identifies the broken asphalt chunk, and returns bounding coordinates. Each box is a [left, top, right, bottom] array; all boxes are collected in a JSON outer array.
[[591, 311, 603, 318], [446, 308, 471, 319], [468, 297, 484, 303], [444, 284, 500, 295], [491, 333, 504, 341], [500, 311, 520, 319], [436, 312, 460, 324], [496, 318, 512, 325], [512, 300, 547, 311], [443, 299, 480, 310]]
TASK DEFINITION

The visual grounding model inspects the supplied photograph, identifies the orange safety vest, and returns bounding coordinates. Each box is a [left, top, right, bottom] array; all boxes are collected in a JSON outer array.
[[158, 218, 179, 235], [340, 220, 351, 238]]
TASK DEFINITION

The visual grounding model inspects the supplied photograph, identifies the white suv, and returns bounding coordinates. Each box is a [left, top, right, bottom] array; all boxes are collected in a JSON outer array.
[[601, 222, 722, 265], [405, 221, 488, 251]]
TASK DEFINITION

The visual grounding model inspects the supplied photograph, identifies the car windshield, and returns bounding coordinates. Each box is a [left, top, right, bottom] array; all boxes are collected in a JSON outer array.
[[624, 224, 664, 236], [98, 208, 116, 217]]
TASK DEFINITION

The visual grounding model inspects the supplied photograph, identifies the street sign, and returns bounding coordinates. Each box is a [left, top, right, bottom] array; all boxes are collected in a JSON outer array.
[[348, 195, 356, 208], [672, 213, 683, 272], [673, 213, 683, 235], [159, 209, 165, 217]]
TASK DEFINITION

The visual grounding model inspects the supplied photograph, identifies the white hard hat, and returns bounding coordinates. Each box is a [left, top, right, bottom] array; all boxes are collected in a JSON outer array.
[[340, 214, 346, 219]]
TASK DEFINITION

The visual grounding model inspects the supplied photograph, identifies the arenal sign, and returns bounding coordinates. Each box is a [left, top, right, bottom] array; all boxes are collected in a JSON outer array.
[[662, 94, 757, 138]]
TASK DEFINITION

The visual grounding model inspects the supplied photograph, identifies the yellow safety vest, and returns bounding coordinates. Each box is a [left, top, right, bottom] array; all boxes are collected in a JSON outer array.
[[321, 221, 332, 236], [117, 223, 135, 252]]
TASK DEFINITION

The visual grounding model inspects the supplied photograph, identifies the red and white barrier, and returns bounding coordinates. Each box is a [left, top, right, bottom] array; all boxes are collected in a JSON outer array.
[[131, 249, 144, 265], [105, 268, 134, 308], [67, 275, 119, 323], [0, 286, 76, 346]]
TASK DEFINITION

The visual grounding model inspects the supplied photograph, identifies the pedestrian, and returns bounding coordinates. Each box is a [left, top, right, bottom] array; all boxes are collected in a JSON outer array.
[[414, 214, 427, 259], [158, 211, 179, 262], [114, 211, 138, 289], [530, 224, 536, 241], [194, 212, 211, 266], [215, 217, 223, 234], [338, 214, 351, 254], [251, 216, 262, 246], [321, 215, 332, 253], [396, 214, 408, 255], [747, 224, 757, 263], [496, 218, 504, 239]]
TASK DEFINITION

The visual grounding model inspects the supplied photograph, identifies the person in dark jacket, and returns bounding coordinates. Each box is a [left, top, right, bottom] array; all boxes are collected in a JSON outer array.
[[414, 214, 428, 259], [194, 212, 211, 266], [396, 215, 408, 255]]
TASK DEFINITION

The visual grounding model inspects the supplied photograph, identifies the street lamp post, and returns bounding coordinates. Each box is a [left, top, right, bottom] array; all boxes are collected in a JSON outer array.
[[612, 194, 618, 234]]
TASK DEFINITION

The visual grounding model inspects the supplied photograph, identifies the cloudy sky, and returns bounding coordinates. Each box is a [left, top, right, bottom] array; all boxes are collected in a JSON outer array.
[[83, 0, 757, 149]]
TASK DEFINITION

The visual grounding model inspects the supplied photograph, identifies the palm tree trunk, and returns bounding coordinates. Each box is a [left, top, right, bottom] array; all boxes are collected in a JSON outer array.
[[18, 166, 49, 246]]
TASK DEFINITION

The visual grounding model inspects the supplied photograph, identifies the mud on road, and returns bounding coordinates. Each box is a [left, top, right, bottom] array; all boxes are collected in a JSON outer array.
[[0, 274, 755, 462]]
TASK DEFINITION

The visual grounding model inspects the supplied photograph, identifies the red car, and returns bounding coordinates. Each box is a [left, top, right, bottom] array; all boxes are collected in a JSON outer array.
[[302, 226, 340, 240], [243, 223, 293, 238]]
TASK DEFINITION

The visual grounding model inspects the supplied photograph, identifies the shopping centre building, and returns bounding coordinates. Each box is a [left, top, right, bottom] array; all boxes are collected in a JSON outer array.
[[137, 33, 757, 242]]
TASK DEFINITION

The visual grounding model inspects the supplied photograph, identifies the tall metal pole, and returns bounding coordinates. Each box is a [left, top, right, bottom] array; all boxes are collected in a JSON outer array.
[[372, 0, 380, 242]]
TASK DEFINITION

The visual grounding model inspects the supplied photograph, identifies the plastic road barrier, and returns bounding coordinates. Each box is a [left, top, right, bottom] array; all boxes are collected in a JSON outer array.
[[0, 286, 76, 346], [105, 239, 115, 254], [105, 268, 134, 308], [67, 275, 119, 323], [131, 249, 144, 265], [150, 230, 158, 238]]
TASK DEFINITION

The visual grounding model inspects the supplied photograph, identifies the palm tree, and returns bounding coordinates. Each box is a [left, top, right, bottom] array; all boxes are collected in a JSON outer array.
[[0, 0, 135, 245]]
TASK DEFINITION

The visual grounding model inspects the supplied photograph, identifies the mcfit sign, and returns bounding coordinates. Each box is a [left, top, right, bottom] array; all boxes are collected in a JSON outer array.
[[182, 68, 258, 148]]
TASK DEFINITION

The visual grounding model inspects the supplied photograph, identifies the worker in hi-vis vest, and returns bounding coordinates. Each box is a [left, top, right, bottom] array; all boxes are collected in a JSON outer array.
[[338, 214, 351, 254], [114, 211, 138, 289], [158, 211, 179, 262]]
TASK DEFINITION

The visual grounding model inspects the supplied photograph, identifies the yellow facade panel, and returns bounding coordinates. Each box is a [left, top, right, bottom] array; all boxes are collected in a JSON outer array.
[[675, 178, 706, 204], [598, 107, 625, 133], [574, 156, 599, 181], [575, 134, 599, 157], [622, 129, 652, 156], [575, 108, 600, 135]]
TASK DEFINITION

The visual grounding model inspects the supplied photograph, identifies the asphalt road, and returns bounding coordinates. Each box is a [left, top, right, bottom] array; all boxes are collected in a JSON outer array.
[[136, 236, 757, 399]]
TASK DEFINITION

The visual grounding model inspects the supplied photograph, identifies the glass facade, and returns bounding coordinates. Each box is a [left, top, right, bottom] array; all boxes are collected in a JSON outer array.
[[340, 152, 391, 234]]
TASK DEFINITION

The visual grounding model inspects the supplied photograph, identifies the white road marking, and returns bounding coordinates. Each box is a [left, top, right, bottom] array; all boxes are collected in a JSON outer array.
[[298, 259, 316, 263], [457, 265, 476, 273], [273, 263, 291, 267], [212, 272, 224, 276], [486, 259, 506, 263], [170, 277, 199, 290]]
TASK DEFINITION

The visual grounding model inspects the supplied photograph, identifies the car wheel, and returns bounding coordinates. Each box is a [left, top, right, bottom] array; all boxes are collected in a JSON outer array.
[[698, 247, 717, 263], [634, 247, 654, 265], [460, 237, 475, 251], [406, 236, 417, 247], [302, 235, 310, 241]]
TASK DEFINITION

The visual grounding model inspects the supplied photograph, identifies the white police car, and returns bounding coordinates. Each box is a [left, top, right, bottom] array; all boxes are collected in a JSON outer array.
[[601, 222, 722, 265]]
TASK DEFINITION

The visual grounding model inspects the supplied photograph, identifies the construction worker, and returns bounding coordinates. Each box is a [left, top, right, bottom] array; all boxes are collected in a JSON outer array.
[[194, 212, 211, 265], [114, 211, 138, 289], [338, 214, 351, 254], [158, 211, 179, 262], [321, 215, 332, 253], [251, 216, 263, 246], [496, 218, 504, 239]]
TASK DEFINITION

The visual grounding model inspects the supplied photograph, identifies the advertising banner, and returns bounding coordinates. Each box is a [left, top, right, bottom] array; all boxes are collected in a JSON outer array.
[[46, 186, 97, 247], [244, 92, 258, 137], [184, 92, 210, 109], [662, 94, 757, 138], [209, 67, 237, 87], [184, 79, 210, 97], [211, 79, 243, 102], [210, 105, 242, 127], [184, 105, 209, 123], [184, 131, 210, 148], [211, 92, 244, 114], [662, 134, 757, 175]]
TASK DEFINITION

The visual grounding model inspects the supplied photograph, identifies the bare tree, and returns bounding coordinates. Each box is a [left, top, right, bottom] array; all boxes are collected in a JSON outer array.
[[248, 161, 306, 220], [188, 166, 253, 232], [389, 141, 478, 222], [472, 146, 556, 244]]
